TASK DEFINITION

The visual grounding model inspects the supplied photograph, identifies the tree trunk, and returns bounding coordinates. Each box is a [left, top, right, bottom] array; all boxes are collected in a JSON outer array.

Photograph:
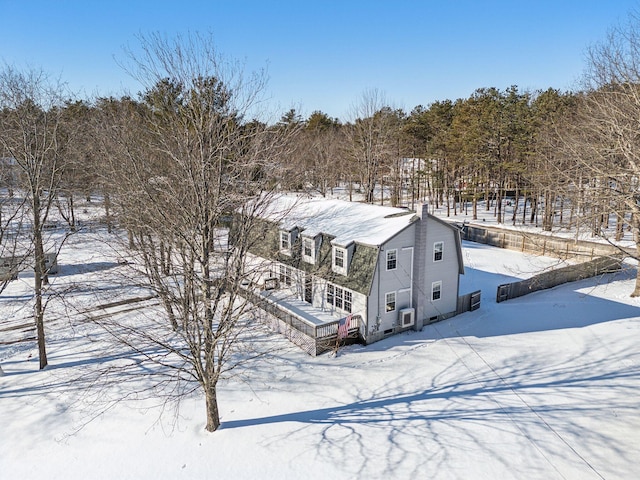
[[632, 215, 640, 297], [35, 286, 47, 370], [511, 186, 519, 226], [485, 183, 490, 211], [104, 192, 113, 234], [543, 190, 554, 232], [496, 186, 503, 224], [615, 209, 625, 242], [632, 274, 640, 297], [366, 186, 374, 204], [69, 194, 76, 231], [57, 193, 77, 231], [33, 206, 48, 370], [205, 383, 221, 432], [472, 184, 478, 220]]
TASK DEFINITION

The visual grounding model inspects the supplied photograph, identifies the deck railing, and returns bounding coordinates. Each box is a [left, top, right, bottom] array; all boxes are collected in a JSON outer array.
[[315, 315, 361, 339], [239, 285, 361, 354]]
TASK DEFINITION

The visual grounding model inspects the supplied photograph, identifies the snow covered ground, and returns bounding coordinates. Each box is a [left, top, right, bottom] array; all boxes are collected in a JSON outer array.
[[1, 220, 639, 480]]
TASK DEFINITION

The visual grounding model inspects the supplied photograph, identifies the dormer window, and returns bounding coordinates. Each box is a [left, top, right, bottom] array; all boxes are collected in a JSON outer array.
[[280, 231, 290, 250], [332, 246, 347, 275], [302, 237, 316, 264], [279, 227, 298, 256]]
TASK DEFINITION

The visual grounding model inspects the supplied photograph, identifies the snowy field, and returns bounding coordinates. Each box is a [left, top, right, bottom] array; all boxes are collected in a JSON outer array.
[[1, 222, 639, 480]]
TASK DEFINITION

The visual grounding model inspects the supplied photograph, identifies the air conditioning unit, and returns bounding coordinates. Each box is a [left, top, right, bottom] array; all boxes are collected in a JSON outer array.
[[263, 277, 280, 291], [399, 307, 415, 328]]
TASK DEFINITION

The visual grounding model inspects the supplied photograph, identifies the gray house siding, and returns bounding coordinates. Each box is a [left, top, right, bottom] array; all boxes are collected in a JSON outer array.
[[421, 217, 461, 322], [366, 224, 416, 342]]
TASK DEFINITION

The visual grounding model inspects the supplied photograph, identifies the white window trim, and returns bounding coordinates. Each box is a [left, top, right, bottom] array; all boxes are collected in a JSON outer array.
[[274, 263, 293, 287], [385, 291, 396, 313], [326, 282, 353, 313], [431, 281, 442, 301], [332, 246, 347, 275], [343, 289, 353, 313], [386, 249, 397, 271], [280, 230, 291, 253], [302, 237, 315, 264], [433, 241, 444, 262]]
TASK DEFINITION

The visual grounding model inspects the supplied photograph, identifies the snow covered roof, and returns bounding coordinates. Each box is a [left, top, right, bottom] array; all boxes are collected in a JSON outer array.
[[259, 194, 417, 247]]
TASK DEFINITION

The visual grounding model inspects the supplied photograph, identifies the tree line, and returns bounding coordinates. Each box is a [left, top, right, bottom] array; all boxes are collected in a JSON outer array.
[[3, 50, 637, 251]]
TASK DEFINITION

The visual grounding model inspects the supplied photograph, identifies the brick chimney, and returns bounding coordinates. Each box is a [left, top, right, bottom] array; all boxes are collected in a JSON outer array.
[[417, 202, 429, 219]]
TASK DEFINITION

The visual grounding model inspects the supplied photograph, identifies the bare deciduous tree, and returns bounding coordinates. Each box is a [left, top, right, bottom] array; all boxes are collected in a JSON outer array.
[[0, 66, 71, 369], [56, 99, 98, 231], [345, 89, 399, 204], [299, 111, 343, 196], [98, 33, 294, 431], [563, 12, 640, 296]]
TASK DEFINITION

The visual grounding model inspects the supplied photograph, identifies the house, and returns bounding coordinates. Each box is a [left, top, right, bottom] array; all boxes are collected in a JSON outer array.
[[240, 195, 476, 354], [0, 252, 58, 282]]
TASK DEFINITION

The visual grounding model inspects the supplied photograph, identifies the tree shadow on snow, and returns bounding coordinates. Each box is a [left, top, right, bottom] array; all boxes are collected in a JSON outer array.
[[221, 339, 639, 478], [53, 261, 123, 277]]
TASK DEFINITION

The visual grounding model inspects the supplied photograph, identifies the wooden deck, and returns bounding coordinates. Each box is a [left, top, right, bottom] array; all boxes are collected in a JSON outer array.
[[239, 286, 362, 355]]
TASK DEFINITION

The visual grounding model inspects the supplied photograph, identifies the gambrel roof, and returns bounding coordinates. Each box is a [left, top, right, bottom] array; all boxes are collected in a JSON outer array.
[[260, 194, 417, 247]]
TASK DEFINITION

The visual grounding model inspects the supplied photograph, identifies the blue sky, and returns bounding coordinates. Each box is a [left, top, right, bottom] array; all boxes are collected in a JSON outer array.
[[1, 0, 638, 120]]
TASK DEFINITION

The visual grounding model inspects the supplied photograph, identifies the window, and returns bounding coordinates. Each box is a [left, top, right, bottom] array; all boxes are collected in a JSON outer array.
[[335, 287, 343, 309], [277, 264, 292, 286], [326, 283, 353, 313], [303, 238, 313, 257], [385, 292, 396, 312], [344, 290, 352, 313], [302, 237, 315, 263], [432, 281, 442, 301], [434, 241, 443, 262], [327, 284, 334, 305], [386, 249, 397, 270], [332, 246, 347, 274], [280, 231, 290, 251]]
